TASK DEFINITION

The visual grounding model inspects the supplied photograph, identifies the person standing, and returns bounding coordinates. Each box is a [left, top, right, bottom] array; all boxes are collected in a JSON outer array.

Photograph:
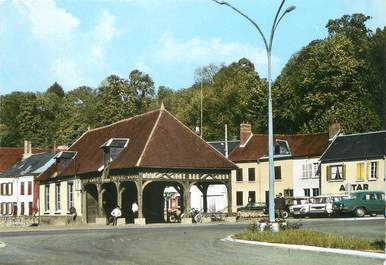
[[110, 206, 122, 226]]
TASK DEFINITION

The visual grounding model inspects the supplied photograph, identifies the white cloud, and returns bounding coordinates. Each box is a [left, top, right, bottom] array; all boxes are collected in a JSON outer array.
[[135, 61, 152, 74], [14, 0, 79, 44], [51, 57, 81, 89], [158, 33, 280, 77], [90, 10, 122, 58]]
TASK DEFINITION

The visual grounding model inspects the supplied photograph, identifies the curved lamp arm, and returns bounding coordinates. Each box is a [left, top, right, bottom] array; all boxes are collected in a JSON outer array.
[[271, 5, 296, 49], [212, 0, 269, 51]]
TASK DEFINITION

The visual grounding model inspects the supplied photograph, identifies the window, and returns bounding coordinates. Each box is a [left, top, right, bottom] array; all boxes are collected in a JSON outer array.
[[312, 188, 320, 196], [248, 191, 256, 203], [5, 183, 9, 195], [369, 162, 378, 180], [45, 184, 50, 212], [236, 169, 243, 182], [27, 181, 32, 195], [304, 188, 310, 197], [275, 166, 282, 180], [20, 202, 25, 215], [302, 163, 313, 178], [67, 182, 74, 211], [55, 151, 77, 172], [284, 189, 293, 197], [248, 168, 255, 182], [236, 191, 243, 206], [356, 163, 365, 181], [55, 183, 61, 212], [313, 163, 319, 177], [28, 202, 33, 215], [327, 165, 345, 181], [20, 182, 25, 195]]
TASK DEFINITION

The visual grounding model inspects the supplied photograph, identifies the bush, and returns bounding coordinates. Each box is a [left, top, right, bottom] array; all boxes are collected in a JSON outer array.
[[235, 228, 384, 252]]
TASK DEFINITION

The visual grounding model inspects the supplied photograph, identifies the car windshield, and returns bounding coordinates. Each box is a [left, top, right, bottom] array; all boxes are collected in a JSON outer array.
[[291, 199, 309, 205]]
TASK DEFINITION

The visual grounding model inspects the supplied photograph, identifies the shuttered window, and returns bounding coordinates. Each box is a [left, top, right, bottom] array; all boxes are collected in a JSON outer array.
[[248, 168, 255, 182], [27, 181, 32, 195], [356, 163, 365, 181], [236, 191, 243, 206], [236, 169, 243, 182], [369, 162, 378, 180], [274, 166, 282, 180], [20, 182, 24, 195], [327, 165, 345, 181]]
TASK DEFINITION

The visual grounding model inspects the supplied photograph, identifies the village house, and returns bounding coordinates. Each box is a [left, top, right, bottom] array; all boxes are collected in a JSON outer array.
[[319, 131, 386, 195], [0, 152, 55, 217], [228, 124, 330, 212], [37, 105, 237, 225]]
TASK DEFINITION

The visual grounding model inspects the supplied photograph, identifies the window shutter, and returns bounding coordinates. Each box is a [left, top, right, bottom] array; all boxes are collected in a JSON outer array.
[[375, 161, 378, 178], [356, 163, 360, 180], [326, 166, 331, 181], [366, 162, 369, 179], [342, 164, 346, 180]]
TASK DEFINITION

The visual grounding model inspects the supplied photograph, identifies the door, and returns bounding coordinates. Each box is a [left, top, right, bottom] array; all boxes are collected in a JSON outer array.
[[86, 192, 97, 223]]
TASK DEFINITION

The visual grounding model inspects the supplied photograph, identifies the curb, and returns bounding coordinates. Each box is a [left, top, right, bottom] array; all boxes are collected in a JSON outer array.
[[222, 235, 386, 260]]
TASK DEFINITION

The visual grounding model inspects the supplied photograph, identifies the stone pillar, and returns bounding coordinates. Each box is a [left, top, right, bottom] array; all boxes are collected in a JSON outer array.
[[196, 183, 209, 213], [81, 184, 87, 224], [97, 184, 104, 218], [181, 181, 192, 224]]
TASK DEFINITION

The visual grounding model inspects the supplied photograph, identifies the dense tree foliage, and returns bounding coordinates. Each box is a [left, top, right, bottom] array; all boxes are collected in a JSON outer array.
[[0, 14, 384, 147]]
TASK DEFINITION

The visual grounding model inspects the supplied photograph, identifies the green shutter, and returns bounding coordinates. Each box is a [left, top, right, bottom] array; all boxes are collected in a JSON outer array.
[[326, 166, 331, 181]]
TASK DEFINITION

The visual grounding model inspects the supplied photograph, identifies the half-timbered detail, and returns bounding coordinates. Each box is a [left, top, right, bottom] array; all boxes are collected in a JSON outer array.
[[37, 104, 237, 225]]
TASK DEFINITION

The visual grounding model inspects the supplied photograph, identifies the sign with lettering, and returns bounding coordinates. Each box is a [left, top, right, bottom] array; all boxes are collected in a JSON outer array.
[[339, 183, 369, 192]]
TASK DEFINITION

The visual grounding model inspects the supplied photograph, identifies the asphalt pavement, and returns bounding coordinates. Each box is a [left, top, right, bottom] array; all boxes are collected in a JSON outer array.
[[0, 218, 384, 265]]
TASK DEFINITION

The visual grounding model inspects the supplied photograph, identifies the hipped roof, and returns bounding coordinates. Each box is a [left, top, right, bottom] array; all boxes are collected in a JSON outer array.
[[229, 133, 330, 162], [40, 108, 236, 180]]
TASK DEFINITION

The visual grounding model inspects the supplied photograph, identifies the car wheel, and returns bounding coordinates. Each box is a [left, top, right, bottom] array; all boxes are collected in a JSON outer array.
[[169, 214, 176, 223], [355, 207, 366, 217], [281, 211, 289, 219]]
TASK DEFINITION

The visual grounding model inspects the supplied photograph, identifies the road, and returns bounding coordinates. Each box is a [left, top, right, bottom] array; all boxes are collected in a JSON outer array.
[[0, 218, 384, 265]]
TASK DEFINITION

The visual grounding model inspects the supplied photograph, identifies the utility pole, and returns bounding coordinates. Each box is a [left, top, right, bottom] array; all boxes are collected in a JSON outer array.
[[200, 70, 203, 138]]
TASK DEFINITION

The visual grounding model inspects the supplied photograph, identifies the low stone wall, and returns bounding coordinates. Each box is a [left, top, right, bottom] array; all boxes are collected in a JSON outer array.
[[39, 215, 86, 226], [0, 216, 38, 227]]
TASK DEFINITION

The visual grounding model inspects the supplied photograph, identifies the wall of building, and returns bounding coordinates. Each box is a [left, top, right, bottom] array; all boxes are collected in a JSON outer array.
[[39, 179, 83, 224], [321, 158, 385, 195], [190, 185, 228, 212], [292, 158, 320, 197], [231, 159, 293, 212]]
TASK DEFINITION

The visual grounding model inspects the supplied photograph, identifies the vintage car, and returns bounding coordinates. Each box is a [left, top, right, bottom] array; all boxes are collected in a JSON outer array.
[[333, 191, 385, 217], [236, 202, 267, 219], [288, 197, 310, 217], [289, 195, 348, 217]]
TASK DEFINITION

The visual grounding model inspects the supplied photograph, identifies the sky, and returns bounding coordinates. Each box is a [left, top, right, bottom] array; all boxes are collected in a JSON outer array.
[[0, 0, 385, 95]]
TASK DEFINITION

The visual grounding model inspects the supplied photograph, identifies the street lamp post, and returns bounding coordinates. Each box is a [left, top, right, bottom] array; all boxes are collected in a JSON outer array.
[[212, 0, 295, 226]]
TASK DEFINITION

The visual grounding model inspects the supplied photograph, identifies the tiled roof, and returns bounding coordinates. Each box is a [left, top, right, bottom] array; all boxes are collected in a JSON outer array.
[[0, 147, 43, 173], [320, 131, 386, 162], [40, 108, 236, 179], [0, 152, 55, 177], [229, 133, 330, 162]]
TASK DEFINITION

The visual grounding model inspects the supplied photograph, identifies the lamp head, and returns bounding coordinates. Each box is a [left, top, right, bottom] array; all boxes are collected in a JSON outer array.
[[285, 5, 296, 13], [213, 0, 226, 4]]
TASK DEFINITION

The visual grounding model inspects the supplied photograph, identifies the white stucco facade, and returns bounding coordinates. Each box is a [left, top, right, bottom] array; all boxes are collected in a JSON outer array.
[[0, 176, 34, 216], [292, 158, 320, 197], [190, 185, 228, 212]]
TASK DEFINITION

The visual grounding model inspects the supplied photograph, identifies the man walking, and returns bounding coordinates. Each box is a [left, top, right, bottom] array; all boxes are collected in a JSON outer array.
[[110, 206, 122, 226]]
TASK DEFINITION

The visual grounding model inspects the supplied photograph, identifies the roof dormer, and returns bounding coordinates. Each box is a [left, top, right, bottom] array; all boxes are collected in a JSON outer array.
[[55, 151, 77, 172]]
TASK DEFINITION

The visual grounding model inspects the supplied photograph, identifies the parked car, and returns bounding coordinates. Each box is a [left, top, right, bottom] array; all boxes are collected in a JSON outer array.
[[333, 191, 385, 217], [236, 202, 267, 219], [308, 195, 349, 216], [288, 197, 310, 217]]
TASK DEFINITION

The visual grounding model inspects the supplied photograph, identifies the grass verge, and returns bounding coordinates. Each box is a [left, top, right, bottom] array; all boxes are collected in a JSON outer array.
[[234, 226, 385, 253]]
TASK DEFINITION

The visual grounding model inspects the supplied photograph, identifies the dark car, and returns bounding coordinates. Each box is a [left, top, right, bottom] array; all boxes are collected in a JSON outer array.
[[237, 202, 267, 211], [333, 191, 385, 217]]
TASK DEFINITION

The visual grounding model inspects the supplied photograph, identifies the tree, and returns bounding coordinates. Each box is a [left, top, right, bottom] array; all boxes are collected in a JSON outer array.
[[128, 70, 155, 114], [47, 82, 65, 97], [273, 14, 383, 134], [57, 86, 98, 146]]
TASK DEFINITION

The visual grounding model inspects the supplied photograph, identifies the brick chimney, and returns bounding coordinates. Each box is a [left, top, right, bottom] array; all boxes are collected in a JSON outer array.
[[240, 123, 252, 146], [329, 120, 341, 139]]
